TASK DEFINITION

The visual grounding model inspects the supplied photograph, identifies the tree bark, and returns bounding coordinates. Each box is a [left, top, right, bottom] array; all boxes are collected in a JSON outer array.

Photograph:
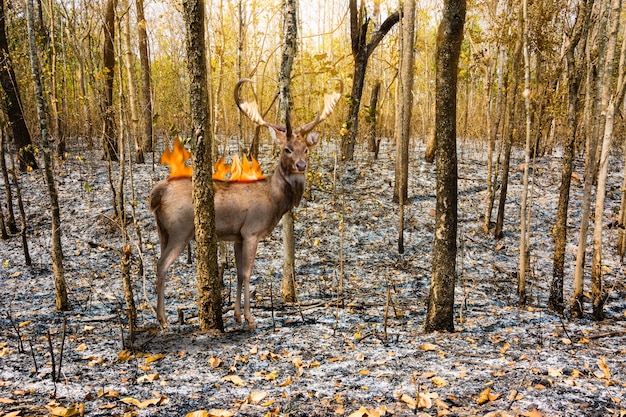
[[425, 0, 465, 333], [280, 0, 298, 303], [26, 0, 67, 310], [395, 0, 415, 253], [0, 0, 37, 170], [549, 0, 590, 314], [341, 0, 399, 161], [365, 82, 381, 158], [103, 0, 118, 161], [136, 0, 153, 158], [184, 0, 222, 331]]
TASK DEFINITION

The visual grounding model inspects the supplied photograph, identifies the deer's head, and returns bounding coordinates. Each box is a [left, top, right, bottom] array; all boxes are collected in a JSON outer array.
[[234, 79, 343, 179]]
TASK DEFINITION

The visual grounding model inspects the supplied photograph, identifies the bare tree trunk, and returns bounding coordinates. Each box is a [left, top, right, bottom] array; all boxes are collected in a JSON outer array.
[[425, 0, 465, 333], [26, 0, 67, 310], [341, 0, 399, 161], [184, 0, 222, 331], [136, 0, 152, 158], [365, 82, 381, 158], [518, 0, 531, 307], [591, 0, 624, 321], [103, 0, 118, 161], [122, 0, 141, 163], [0, 0, 37, 170], [395, 0, 415, 253], [47, 0, 64, 157], [0, 126, 16, 234], [280, 0, 298, 303], [549, 0, 590, 314]]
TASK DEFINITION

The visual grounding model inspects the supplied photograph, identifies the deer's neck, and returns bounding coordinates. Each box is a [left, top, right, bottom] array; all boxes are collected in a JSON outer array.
[[271, 163, 305, 215]]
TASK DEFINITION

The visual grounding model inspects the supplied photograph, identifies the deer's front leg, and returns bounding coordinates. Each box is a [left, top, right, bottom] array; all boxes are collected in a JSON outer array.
[[156, 239, 188, 327], [233, 241, 244, 323], [234, 239, 260, 328]]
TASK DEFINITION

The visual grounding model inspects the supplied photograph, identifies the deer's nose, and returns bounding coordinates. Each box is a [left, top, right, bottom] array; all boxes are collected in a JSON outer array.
[[296, 160, 307, 172]]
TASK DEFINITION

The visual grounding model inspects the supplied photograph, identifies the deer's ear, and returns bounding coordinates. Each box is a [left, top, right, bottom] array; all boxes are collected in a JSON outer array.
[[305, 132, 320, 147], [268, 126, 285, 145]]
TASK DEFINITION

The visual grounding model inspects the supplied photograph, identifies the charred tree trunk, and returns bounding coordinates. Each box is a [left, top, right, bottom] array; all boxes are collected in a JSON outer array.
[[0, 0, 37, 170], [425, 0, 465, 333], [341, 0, 399, 161], [102, 0, 118, 161], [184, 0, 222, 331], [366, 81, 381, 158]]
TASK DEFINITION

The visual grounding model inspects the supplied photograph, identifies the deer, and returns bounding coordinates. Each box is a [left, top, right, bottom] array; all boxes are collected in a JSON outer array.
[[150, 79, 342, 328]]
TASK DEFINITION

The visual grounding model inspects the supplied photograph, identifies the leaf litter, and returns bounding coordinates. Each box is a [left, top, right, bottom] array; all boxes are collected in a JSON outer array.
[[0, 140, 625, 416]]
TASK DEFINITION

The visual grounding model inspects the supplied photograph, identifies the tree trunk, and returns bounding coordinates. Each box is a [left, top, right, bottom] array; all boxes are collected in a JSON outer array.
[[103, 0, 118, 162], [26, 0, 67, 310], [425, 0, 465, 333], [280, 0, 298, 303], [494, 31, 523, 240], [0, 0, 37, 170], [591, 0, 624, 321], [136, 0, 153, 158], [122, 0, 140, 162], [47, 0, 64, 157], [549, 0, 590, 314], [395, 0, 415, 252], [184, 0, 222, 331], [341, 0, 399, 161], [366, 82, 381, 158]]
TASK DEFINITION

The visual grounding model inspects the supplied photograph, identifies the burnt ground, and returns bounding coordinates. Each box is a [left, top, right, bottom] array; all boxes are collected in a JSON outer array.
[[0, 139, 625, 417]]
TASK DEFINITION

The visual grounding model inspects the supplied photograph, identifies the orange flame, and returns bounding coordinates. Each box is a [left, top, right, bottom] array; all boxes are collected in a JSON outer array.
[[213, 154, 265, 182], [160, 139, 192, 179], [160, 139, 264, 182]]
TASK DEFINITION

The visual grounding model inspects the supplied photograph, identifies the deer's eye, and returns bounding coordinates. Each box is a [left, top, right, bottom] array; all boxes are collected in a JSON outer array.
[[284, 148, 293, 154], [304, 148, 309, 154]]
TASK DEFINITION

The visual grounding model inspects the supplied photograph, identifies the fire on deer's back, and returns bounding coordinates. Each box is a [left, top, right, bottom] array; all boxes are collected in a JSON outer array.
[[150, 79, 342, 328]]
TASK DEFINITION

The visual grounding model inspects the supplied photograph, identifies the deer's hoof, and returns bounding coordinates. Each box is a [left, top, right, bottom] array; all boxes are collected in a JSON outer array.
[[245, 317, 257, 330], [234, 312, 242, 323]]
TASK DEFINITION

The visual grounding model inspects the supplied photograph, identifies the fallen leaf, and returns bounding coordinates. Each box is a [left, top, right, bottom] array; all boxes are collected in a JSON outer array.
[[597, 356, 610, 379], [417, 392, 433, 409], [348, 406, 368, 417], [117, 349, 133, 362], [208, 356, 222, 369], [548, 368, 562, 377], [136, 373, 160, 384], [477, 387, 492, 405], [145, 353, 165, 363], [499, 342, 511, 354], [222, 375, 245, 386], [248, 391, 268, 404], [50, 406, 80, 417], [400, 393, 416, 409], [419, 343, 436, 351], [208, 410, 234, 417], [523, 410, 543, 417], [76, 343, 87, 351], [120, 396, 162, 408], [0, 398, 16, 404], [18, 321, 31, 327], [3, 411, 23, 417], [277, 376, 293, 387], [186, 411, 209, 417]]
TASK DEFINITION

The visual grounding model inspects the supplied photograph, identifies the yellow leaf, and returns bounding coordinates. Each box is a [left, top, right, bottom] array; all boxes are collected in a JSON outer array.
[[117, 349, 133, 362], [400, 393, 417, 409], [292, 357, 303, 368], [597, 356, 611, 379], [137, 373, 160, 384], [222, 375, 245, 386], [186, 411, 209, 417], [417, 392, 433, 409], [208, 409, 234, 417], [265, 370, 279, 381], [249, 344, 258, 354], [477, 387, 492, 405], [348, 406, 368, 417], [9, 271, 20, 278], [523, 410, 543, 417], [499, 342, 511, 354], [121, 396, 162, 408], [3, 411, 23, 417], [359, 369, 370, 375], [431, 376, 447, 387], [49, 407, 80, 417], [419, 343, 437, 351], [248, 391, 268, 404], [261, 399, 275, 407], [18, 321, 31, 327], [145, 353, 165, 363], [76, 343, 87, 351], [329, 357, 344, 363], [277, 375, 293, 387], [208, 356, 222, 368], [548, 368, 562, 377]]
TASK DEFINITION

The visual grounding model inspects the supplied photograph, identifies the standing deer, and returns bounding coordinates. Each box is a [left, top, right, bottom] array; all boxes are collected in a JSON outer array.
[[150, 79, 342, 327]]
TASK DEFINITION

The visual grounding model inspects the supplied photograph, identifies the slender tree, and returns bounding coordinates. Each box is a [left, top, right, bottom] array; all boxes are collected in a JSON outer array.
[[26, 0, 67, 310], [0, 0, 37, 170], [425, 0, 465, 333], [103, 0, 118, 161], [136, 0, 153, 160], [395, 0, 415, 253], [341, 0, 399, 161], [549, 0, 591, 314], [184, 0, 222, 331], [280, 0, 298, 303]]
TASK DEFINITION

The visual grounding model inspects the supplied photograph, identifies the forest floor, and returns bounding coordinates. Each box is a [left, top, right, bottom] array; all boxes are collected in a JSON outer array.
[[0, 139, 625, 417]]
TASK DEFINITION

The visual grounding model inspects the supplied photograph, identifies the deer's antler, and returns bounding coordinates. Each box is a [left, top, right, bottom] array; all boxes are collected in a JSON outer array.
[[296, 78, 344, 135], [235, 79, 285, 132]]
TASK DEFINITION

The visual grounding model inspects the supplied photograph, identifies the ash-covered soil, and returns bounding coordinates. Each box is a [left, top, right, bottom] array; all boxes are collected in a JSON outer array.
[[1, 139, 625, 417]]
